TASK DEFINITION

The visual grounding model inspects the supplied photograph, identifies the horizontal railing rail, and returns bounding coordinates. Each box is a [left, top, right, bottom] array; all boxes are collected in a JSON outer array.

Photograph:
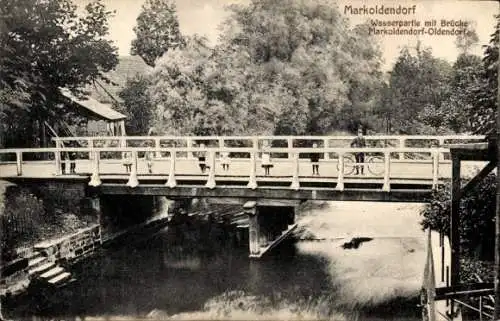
[[0, 144, 463, 192]]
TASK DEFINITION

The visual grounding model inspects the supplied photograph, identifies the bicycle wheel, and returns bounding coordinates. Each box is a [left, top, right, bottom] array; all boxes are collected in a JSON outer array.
[[368, 156, 384, 176], [337, 154, 355, 175]]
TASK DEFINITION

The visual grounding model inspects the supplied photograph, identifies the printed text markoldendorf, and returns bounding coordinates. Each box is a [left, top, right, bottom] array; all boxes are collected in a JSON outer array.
[[344, 5, 417, 15]]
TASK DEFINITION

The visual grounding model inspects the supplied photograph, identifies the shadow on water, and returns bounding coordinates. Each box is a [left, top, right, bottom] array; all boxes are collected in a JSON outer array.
[[3, 202, 424, 321]]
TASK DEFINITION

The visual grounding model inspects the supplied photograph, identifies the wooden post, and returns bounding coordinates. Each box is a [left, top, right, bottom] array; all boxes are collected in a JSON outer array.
[[450, 153, 461, 287], [432, 150, 439, 189], [439, 138, 445, 161], [494, 52, 500, 320], [186, 138, 193, 159], [252, 137, 259, 150], [90, 196, 103, 244], [155, 138, 161, 158], [88, 151, 101, 187], [290, 151, 300, 190], [165, 149, 176, 188], [323, 139, 329, 160], [399, 138, 406, 160], [244, 201, 259, 257], [126, 150, 139, 188], [16, 151, 22, 176], [247, 150, 258, 189], [55, 140, 62, 175], [88, 138, 93, 161], [335, 152, 344, 191], [287, 137, 293, 160], [205, 150, 216, 189], [382, 151, 391, 192]]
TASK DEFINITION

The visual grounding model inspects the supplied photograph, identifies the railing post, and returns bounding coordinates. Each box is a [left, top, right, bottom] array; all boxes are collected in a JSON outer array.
[[55, 141, 62, 175], [323, 139, 329, 160], [16, 151, 22, 176], [252, 138, 259, 150], [205, 150, 216, 189], [335, 152, 344, 191], [218, 138, 224, 149], [382, 151, 391, 192], [399, 138, 406, 160], [87, 139, 93, 161], [126, 150, 139, 188], [186, 138, 193, 159], [247, 149, 258, 189], [438, 138, 445, 161], [432, 150, 439, 189], [155, 138, 161, 158], [88, 151, 101, 187], [290, 151, 300, 190], [165, 149, 176, 188], [287, 138, 293, 160]]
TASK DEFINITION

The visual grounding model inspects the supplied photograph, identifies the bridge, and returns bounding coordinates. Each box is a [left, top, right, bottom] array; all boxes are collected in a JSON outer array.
[[0, 134, 491, 259], [0, 135, 486, 202]]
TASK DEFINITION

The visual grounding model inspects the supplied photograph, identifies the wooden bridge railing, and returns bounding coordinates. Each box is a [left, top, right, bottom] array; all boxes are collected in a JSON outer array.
[[51, 135, 485, 162], [0, 145, 459, 191]]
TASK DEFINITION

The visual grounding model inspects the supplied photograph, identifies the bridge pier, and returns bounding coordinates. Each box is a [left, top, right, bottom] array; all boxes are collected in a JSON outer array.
[[243, 201, 297, 258]]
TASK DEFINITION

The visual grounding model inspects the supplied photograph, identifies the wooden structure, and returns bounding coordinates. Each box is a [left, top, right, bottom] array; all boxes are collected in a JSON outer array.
[[422, 137, 497, 320], [0, 135, 488, 202], [59, 88, 127, 137]]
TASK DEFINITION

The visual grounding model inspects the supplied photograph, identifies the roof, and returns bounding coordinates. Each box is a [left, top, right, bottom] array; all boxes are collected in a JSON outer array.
[[85, 56, 152, 104], [59, 88, 127, 121]]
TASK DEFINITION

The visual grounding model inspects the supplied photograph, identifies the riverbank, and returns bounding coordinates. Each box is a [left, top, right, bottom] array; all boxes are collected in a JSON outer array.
[[3, 201, 427, 320]]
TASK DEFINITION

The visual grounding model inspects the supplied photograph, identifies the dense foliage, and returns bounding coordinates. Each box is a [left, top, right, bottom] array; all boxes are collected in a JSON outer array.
[[140, 0, 385, 136], [420, 174, 496, 260], [1, 189, 45, 260], [467, 14, 499, 134], [131, 0, 185, 67], [0, 0, 118, 147]]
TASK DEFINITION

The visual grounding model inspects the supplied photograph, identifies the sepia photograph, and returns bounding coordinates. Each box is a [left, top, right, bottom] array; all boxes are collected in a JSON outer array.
[[1, 0, 499, 320]]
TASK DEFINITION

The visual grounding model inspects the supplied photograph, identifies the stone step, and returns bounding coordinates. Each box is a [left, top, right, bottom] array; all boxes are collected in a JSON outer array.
[[40, 266, 65, 280], [48, 272, 71, 285], [237, 224, 249, 229], [28, 262, 55, 276], [28, 256, 46, 267]]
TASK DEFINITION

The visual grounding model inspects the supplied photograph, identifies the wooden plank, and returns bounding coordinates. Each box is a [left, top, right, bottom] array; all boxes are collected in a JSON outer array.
[[450, 154, 461, 287], [98, 184, 433, 202], [249, 223, 298, 259], [460, 161, 497, 198]]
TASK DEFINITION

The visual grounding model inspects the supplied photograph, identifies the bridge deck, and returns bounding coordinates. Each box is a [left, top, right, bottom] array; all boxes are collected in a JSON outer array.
[[0, 135, 487, 202]]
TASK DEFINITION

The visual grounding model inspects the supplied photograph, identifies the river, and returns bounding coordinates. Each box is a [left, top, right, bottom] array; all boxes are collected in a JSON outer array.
[[3, 201, 426, 320]]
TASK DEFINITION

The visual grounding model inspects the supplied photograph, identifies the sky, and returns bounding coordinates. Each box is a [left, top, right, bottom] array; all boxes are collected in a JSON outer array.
[[75, 0, 498, 71]]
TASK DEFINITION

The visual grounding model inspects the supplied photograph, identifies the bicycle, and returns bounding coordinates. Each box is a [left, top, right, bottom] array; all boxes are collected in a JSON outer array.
[[336, 153, 385, 176]]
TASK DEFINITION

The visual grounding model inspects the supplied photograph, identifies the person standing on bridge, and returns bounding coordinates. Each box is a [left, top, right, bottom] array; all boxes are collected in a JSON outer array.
[[350, 127, 366, 175], [261, 140, 273, 176], [220, 151, 231, 171], [310, 143, 320, 175], [197, 143, 207, 173]]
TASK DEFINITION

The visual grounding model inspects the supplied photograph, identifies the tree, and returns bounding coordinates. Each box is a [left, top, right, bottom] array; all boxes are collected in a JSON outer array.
[[468, 14, 499, 134], [0, 0, 118, 147], [146, 0, 383, 136], [118, 75, 154, 135], [131, 0, 185, 67], [455, 22, 479, 55], [420, 174, 496, 261], [384, 45, 452, 134]]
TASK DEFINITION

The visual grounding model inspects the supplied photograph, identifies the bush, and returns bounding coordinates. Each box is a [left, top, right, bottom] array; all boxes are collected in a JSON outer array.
[[1, 189, 45, 261], [420, 174, 496, 260]]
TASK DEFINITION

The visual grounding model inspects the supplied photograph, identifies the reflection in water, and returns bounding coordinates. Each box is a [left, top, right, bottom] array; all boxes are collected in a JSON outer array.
[[3, 202, 425, 320]]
